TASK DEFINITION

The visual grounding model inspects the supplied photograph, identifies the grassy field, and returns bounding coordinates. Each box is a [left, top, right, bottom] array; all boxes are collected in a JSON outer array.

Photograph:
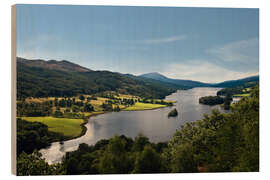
[[123, 102, 166, 111], [155, 99, 176, 103], [233, 93, 250, 97], [80, 111, 105, 117], [21, 116, 84, 137], [243, 88, 251, 92]]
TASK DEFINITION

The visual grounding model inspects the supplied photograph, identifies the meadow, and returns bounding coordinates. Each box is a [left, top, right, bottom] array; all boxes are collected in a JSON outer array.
[[233, 93, 250, 97], [21, 116, 84, 137], [233, 87, 251, 97], [123, 102, 167, 111]]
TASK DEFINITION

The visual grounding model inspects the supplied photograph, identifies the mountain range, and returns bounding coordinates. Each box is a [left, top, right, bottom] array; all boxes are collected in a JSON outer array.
[[140, 72, 259, 88], [140, 72, 209, 87], [16, 57, 259, 99]]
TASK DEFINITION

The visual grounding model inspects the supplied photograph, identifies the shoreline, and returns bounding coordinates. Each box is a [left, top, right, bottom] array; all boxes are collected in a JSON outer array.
[[20, 101, 176, 149], [49, 103, 174, 143], [122, 105, 173, 112], [40, 103, 175, 164], [64, 104, 173, 140], [39, 88, 227, 165], [68, 111, 106, 140], [26, 93, 179, 155]]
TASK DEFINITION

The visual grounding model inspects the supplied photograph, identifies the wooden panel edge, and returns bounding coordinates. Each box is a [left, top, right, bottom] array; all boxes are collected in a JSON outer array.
[[11, 4, 17, 176]]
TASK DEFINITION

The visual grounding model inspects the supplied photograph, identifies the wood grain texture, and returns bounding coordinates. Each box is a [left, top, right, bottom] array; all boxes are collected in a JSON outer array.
[[11, 4, 17, 175]]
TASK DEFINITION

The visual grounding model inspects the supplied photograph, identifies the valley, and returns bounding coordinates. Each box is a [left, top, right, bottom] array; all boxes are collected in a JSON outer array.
[[16, 57, 259, 142], [16, 57, 259, 174]]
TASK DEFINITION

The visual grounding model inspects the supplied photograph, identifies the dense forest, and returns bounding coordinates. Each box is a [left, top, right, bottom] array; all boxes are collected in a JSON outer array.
[[17, 119, 65, 155], [198, 82, 258, 110], [199, 96, 225, 106], [17, 85, 259, 175], [213, 76, 259, 88], [217, 83, 257, 97]]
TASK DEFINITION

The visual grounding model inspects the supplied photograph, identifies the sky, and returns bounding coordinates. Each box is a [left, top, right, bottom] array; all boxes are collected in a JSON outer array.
[[16, 5, 259, 83]]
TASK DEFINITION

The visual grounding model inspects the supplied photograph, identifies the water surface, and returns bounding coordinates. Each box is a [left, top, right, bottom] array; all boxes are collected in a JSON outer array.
[[40, 87, 226, 164]]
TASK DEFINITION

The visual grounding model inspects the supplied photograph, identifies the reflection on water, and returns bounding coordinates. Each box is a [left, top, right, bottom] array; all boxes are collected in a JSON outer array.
[[40, 87, 226, 164]]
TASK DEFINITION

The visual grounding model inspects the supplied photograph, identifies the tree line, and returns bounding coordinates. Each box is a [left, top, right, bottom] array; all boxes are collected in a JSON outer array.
[[17, 97, 94, 119], [17, 94, 174, 118], [199, 96, 225, 106]]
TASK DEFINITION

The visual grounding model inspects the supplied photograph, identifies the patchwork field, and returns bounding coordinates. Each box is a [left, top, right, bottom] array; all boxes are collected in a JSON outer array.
[[232, 87, 252, 97], [123, 102, 166, 111], [21, 116, 84, 137], [19, 92, 175, 138]]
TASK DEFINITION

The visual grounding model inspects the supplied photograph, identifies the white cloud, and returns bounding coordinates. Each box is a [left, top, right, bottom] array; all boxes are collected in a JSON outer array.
[[206, 38, 259, 63], [161, 60, 258, 83], [137, 35, 187, 44]]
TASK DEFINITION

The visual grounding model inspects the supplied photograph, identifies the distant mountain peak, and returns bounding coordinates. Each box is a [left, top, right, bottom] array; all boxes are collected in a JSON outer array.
[[140, 72, 169, 81], [149, 72, 161, 75], [144, 72, 164, 76], [140, 72, 214, 87], [17, 57, 92, 73]]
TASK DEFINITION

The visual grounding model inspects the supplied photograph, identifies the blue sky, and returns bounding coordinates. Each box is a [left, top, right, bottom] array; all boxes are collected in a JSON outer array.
[[16, 5, 259, 83]]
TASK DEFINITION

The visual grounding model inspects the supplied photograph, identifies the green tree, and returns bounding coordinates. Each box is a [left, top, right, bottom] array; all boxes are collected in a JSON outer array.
[[223, 94, 232, 110], [59, 99, 67, 107], [72, 105, 80, 113], [83, 103, 94, 112], [53, 110, 63, 118], [132, 133, 150, 152], [133, 145, 163, 173], [98, 135, 132, 174], [169, 143, 197, 173], [113, 105, 120, 112], [17, 150, 65, 175], [79, 95, 85, 101], [65, 157, 79, 174]]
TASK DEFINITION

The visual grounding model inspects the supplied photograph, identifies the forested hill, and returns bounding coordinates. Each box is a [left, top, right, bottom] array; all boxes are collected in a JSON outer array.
[[140, 72, 209, 87], [17, 57, 92, 73], [16, 57, 184, 99], [140, 72, 259, 88], [213, 75, 259, 88]]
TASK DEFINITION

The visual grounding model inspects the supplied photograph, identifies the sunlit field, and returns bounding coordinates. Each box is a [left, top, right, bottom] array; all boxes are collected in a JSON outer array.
[[123, 102, 166, 111], [21, 116, 84, 137]]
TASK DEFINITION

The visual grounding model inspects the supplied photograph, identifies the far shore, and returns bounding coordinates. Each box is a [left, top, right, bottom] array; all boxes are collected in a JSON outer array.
[[21, 100, 176, 144], [65, 102, 175, 141]]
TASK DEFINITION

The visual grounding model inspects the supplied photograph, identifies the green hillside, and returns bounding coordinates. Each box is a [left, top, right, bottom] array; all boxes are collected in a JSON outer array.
[[17, 57, 183, 99]]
